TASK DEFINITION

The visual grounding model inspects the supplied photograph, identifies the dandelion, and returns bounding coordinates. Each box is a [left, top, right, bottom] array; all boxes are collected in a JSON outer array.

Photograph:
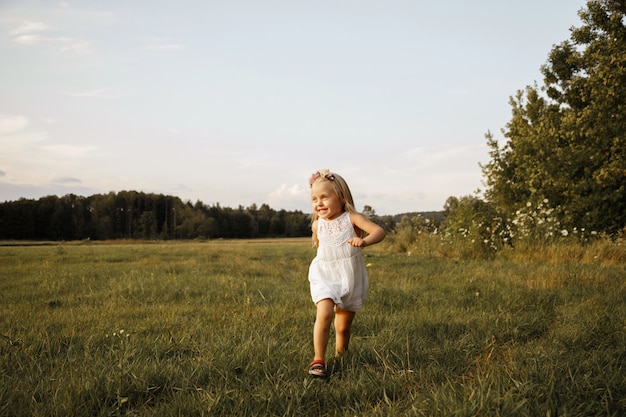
[[560, 229, 568, 237]]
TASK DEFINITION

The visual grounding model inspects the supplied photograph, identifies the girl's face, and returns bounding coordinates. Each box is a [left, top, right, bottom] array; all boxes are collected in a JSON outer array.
[[310, 180, 344, 221]]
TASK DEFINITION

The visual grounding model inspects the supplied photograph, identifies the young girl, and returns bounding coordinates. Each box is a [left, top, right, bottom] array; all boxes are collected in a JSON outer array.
[[307, 169, 386, 378]]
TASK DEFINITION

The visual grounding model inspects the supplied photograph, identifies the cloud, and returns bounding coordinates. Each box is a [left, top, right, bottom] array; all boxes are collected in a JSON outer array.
[[59, 40, 91, 52], [12, 34, 62, 45], [0, 113, 99, 193], [135, 36, 187, 52], [270, 183, 307, 199], [9, 20, 49, 36], [52, 176, 81, 183], [0, 114, 28, 135], [8, 19, 92, 52], [0, 170, 6, 177], [267, 183, 309, 211], [60, 88, 133, 99]]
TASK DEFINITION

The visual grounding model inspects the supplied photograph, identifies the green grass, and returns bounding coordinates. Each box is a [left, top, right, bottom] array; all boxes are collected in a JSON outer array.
[[1, 239, 625, 416]]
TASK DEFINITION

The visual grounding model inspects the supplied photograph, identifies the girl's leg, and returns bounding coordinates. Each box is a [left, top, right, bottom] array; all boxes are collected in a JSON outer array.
[[313, 299, 335, 361], [334, 306, 356, 355]]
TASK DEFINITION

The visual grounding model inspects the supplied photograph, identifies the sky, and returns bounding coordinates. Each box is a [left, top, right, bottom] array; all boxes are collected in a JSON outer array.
[[0, 0, 586, 215]]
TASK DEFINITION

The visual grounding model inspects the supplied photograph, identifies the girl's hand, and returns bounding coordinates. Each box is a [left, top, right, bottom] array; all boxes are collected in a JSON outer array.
[[348, 213, 386, 248], [348, 237, 367, 247]]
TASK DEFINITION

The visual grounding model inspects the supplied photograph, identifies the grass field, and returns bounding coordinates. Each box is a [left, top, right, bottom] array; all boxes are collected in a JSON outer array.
[[1, 239, 625, 416]]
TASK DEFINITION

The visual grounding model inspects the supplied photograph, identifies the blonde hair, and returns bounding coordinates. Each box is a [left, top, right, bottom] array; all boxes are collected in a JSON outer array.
[[309, 170, 357, 220]]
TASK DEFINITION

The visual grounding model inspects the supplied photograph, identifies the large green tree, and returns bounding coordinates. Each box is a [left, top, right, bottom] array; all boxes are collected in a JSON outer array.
[[482, 0, 626, 234]]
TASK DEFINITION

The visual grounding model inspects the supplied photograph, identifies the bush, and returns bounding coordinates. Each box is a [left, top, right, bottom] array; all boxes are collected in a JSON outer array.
[[437, 196, 510, 259], [387, 214, 435, 254], [387, 195, 626, 263]]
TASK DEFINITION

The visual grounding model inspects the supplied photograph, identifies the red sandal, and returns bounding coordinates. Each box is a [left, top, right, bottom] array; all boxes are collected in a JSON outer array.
[[308, 360, 326, 378]]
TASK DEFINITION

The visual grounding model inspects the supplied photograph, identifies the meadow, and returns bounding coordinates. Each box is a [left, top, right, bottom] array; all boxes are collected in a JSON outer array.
[[1, 239, 625, 416]]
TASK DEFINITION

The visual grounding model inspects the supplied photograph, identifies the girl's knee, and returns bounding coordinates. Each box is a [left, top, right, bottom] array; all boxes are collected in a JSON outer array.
[[336, 326, 351, 338], [334, 313, 355, 334], [316, 299, 335, 322]]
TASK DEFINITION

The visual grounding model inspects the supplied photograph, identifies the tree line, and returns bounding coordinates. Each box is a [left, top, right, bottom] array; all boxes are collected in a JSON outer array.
[[0, 191, 312, 241]]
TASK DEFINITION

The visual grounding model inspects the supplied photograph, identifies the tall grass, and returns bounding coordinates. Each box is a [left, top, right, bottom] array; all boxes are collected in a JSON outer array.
[[1, 239, 625, 416]]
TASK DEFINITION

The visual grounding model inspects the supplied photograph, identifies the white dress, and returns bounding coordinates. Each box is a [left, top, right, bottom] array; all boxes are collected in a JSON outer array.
[[308, 211, 368, 311]]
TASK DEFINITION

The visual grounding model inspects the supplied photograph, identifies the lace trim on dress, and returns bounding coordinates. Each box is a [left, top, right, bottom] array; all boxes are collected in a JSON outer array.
[[318, 212, 354, 247]]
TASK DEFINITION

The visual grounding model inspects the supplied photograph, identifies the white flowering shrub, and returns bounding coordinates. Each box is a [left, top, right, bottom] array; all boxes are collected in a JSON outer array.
[[389, 196, 619, 260], [508, 198, 604, 245], [510, 199, 561, 242]]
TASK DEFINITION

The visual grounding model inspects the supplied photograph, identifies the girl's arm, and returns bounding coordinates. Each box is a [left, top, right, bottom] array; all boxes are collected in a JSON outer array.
[[348, 212, 386, 248], [312, 219, 319, 248]]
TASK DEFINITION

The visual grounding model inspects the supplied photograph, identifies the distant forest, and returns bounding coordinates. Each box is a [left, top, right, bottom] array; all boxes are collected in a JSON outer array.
[[0, 191, 313, 241], [0, 191, 434, 241]]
